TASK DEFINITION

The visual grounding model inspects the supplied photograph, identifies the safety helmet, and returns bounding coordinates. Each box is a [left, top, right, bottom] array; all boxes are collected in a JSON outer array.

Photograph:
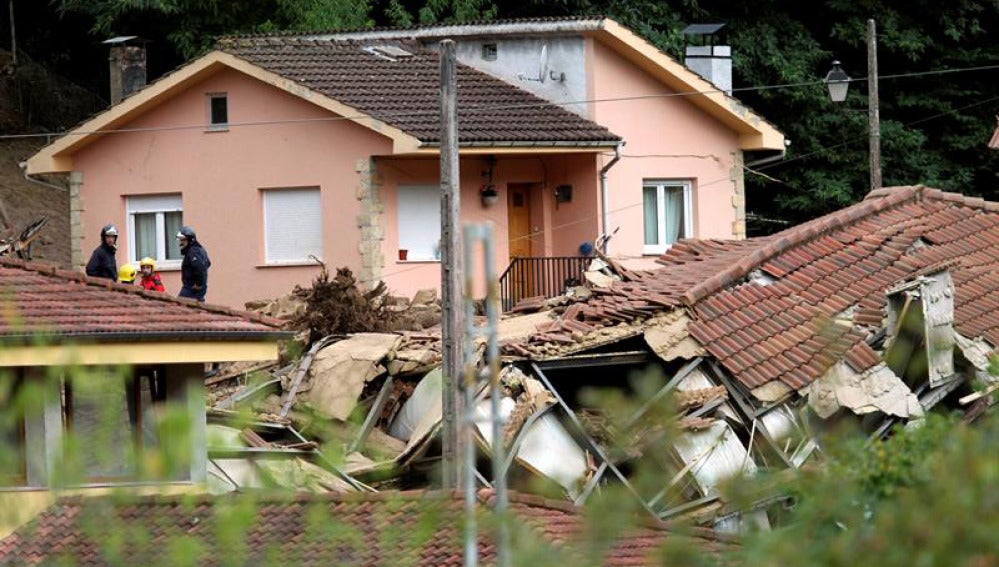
[[139, 257, 156, 270], [101, 224, 118, 238], [118, 264, 137, 283], [176, 225, 196, 241]]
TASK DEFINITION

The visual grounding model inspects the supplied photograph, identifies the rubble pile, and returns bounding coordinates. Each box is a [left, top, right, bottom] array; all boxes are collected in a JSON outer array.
[[210, 188, 999, 535]]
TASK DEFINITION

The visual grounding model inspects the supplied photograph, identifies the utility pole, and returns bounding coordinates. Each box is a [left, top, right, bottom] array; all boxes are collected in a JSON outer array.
[[867, 19, 881, 190], [9, 0, 16, 67], [439, 39, 464, 490]]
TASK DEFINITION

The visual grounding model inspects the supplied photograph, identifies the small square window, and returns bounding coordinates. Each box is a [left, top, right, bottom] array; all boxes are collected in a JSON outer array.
[[482, 43, 498, 61], [207, 94, 228, 130]]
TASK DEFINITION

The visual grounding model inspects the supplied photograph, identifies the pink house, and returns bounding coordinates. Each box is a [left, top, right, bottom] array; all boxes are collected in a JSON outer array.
[[25, 18, 784, 309]]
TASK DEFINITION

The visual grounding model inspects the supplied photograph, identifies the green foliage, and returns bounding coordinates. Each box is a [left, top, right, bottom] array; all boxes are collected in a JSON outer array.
[[54, 0, 374, 58], [733, 413, 999, 566]]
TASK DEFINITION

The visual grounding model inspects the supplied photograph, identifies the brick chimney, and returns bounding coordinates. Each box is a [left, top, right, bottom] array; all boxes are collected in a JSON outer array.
[[682, 23, 732, 95], [103, 36, 147, 105]]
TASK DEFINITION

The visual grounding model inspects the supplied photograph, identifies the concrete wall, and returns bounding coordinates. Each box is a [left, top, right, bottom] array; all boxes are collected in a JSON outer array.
[[589, 39, 744, 258], [73, 68, 393, 309], [451, 36, 589, 118]]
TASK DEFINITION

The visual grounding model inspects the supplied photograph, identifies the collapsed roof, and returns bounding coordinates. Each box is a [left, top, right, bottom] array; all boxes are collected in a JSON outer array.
[[504, 185, 999, 405]]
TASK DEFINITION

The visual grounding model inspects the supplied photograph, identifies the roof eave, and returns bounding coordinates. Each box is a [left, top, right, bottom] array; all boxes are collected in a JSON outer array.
[[0, 337, 286, 367], [592, 20, 786, 151], [411, 139, 620, 154], [0, 330, 293, 345], [25, 51, 422, 175]]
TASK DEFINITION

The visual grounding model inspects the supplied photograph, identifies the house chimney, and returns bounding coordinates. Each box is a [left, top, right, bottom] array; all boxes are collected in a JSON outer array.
[[682, 23, 731, 95], [103, 36, 147, 105]]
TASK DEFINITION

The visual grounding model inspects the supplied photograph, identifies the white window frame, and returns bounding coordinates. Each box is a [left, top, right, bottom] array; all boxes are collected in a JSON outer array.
[[397, 185, 442, 262], [262, 187, 324, 265], [126, 194, 183, 269], [642, 179, 693, 255], [206, 93, 228, 131]]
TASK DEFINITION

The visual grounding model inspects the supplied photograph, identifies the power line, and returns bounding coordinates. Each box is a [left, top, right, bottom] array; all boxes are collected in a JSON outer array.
[[1, 62, 997, 142], [357, 90, 999, 284]]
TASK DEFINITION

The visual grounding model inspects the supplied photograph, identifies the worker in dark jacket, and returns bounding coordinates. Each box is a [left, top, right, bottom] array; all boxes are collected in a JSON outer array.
[[85, 224, 118, 281], [177, 225, 211, 302]]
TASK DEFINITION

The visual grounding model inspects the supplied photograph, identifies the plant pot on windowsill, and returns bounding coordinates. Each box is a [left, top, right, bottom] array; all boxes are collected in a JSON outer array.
[[398, 249, 409, 261], [480, 186, 499, 207]]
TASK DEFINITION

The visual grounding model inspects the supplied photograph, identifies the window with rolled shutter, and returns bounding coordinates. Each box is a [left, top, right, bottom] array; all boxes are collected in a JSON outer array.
[[263, 188, 323, 263]]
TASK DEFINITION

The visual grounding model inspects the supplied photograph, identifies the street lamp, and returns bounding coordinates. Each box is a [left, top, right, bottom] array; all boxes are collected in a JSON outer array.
[[824, 61, 850, 102], [824, 19, 881, 191]]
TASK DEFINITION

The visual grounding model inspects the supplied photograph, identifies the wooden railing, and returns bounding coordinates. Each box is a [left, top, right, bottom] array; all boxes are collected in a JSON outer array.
[[499, 256, 590, 311]]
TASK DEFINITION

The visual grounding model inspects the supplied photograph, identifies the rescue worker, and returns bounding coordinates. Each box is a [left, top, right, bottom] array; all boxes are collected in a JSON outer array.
[[138, 257, 166, 292], [85, 224, 118, 281], [118, 263, 137, 284], [177, 226, 210, 302]]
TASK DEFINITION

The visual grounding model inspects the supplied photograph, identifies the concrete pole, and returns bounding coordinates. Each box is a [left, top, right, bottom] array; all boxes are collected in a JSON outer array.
[[8, 0, 16, 66], [867, 19, 882, 190], [439, 39, 464, 490]]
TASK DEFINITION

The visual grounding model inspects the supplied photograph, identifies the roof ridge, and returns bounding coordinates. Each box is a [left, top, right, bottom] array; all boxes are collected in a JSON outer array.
[[215, 15, 608, 42], [0, 257, 284, 328], [216, 37, 425, 49], [680, 185, 923, 306]]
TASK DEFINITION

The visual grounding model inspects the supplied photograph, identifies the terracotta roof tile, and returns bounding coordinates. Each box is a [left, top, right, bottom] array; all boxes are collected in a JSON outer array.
[[0, 491, 727, 566], [0, 258, 284, 340], [506, 187, 999, 395], [218, 38, 619, 146]]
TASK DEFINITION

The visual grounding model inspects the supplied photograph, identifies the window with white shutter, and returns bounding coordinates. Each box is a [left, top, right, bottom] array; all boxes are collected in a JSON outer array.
[[263, 187, 323, 264], [398, 185, 441, 261], [126, 194, 183, 268]]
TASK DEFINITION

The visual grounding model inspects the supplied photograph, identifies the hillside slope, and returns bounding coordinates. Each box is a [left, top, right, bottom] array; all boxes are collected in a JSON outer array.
[[0, 138, 70, 267]]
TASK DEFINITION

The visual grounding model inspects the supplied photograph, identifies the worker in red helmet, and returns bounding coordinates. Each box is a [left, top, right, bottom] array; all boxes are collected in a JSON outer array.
[[138, 257, 166, 292]]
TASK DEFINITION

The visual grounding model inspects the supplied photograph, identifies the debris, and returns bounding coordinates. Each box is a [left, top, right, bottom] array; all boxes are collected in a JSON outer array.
[[205, 360, 278, 387], [411, 288, 437, 306], [643, 312, 707, 362], [291, 262, 401, 344], [584, 269, 617, 288], [959, 381, 999, 405], [750, 381, 793, 404], [279, 335, 341, 418], [474, 396, 590, 498], [306, 333, 401, 421], [389, 368, 442, 442], [808, 362, 923, 419], [245, 292, 307, 320], [954, 333, 996, 375], [0, 212, 48, 260]]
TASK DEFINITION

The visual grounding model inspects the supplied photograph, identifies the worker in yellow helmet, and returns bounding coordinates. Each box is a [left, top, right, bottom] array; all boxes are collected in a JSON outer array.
[[118, 263, 137, 284], [138, 257, 166, 292]]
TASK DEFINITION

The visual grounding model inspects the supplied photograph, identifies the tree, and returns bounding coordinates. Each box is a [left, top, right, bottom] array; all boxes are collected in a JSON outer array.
[[54, 0, 375, 59]]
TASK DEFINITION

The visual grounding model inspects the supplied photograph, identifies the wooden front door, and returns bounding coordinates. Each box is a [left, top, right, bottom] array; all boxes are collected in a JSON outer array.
[[507, 184, 534, 300]]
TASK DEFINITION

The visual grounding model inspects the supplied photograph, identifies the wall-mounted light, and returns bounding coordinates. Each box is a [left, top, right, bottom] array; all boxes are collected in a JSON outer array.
[[481, 155, 499, 207], [480, 184, 499, 207]]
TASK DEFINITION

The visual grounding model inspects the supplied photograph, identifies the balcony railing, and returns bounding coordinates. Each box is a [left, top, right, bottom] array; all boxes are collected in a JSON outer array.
[[499, 256, 590, 312]]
